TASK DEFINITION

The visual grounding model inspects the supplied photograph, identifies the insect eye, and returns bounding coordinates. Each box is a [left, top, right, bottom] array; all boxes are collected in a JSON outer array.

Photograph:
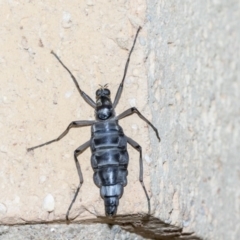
[[103, 89, 110, 95], [96, 89, 102, 96]]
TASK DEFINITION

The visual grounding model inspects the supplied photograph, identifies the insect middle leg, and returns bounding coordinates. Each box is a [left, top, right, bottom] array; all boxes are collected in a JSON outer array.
[[116, 107, 160, 141], [126, 136, 151, 215], [27, 120, 95, 151], [66, 140, 90, 221]]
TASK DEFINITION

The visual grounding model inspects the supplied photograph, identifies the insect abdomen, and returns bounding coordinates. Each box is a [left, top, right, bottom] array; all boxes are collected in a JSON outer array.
[[90, 121, 129, 216]]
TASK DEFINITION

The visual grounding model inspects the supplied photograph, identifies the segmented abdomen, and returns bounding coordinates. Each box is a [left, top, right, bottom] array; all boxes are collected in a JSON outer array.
[[90, 120, 128, 216]]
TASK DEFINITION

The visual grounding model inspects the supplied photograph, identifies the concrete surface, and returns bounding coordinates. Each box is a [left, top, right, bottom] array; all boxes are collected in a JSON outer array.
[[146, 0, 240, 239], [0, 0, 239, 239]]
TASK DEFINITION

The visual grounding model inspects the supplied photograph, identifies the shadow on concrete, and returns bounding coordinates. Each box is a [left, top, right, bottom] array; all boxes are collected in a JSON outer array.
[[75, 214, 203, 240]]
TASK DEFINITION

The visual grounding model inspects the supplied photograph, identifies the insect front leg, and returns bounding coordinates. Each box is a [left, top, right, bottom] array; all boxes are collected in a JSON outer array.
[[113, 27, 141, 108], [116, 107, 161, 141], [66, 140, 90, 222], [126, 136, 151, 215], [27, 120, 95, 151], [51, 51, 96, 109]]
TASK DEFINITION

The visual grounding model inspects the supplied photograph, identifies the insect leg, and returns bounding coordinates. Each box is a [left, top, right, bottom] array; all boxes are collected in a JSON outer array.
[[116, 107, 160, 141], [126, 136, 150, 215], [112, 27, 142, 109], [27, 120, 95, 151], [66, 140, 90, 221], [51, 51, 96, 109]]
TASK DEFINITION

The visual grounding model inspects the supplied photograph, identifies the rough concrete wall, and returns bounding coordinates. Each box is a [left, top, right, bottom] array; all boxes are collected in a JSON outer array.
[[0, 0, 239, 240], [0, 0, 154, 222], [146, 0, 240, 239]]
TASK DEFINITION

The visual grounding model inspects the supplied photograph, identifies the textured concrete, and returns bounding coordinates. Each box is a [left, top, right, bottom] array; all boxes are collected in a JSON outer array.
[[146, 1, 240, 239], [0, 0, 239, 239], [0, 223, 146, 240]]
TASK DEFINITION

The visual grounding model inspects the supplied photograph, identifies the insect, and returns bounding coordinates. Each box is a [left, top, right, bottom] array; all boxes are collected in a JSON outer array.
[[27, 27, 160, 220]]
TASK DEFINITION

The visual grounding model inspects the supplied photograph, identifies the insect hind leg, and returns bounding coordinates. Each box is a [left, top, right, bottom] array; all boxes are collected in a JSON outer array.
[[126, 136, 151, 215], [66, 140, 90, 222]]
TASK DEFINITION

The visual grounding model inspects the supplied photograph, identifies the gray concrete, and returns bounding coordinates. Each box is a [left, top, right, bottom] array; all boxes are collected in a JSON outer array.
[[147, 1, 240, 239], [0, 224, 146, 240]]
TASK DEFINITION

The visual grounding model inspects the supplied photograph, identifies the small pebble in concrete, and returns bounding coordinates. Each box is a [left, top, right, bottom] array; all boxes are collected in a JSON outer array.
[[43, 194, 55, 212], [62, 12, 72, 29], [144, 154, 152, 164]]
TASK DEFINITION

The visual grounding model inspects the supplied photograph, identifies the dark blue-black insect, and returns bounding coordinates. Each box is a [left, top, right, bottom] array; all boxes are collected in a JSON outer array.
[[27, 27, 160, 220]]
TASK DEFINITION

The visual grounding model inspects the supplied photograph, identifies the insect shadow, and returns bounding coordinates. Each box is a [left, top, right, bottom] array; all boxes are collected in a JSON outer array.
[[27, 27, 160, 222]]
